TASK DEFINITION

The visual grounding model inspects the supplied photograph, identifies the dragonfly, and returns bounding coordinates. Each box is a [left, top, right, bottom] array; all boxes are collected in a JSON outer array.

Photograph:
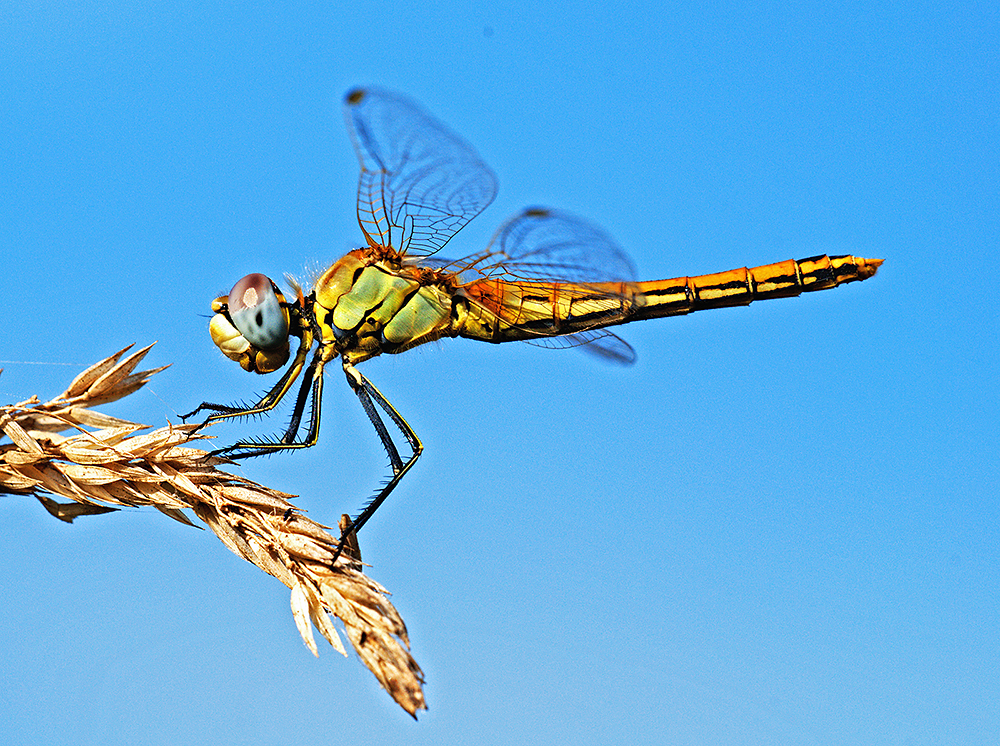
[[185, 87, 882, 559]]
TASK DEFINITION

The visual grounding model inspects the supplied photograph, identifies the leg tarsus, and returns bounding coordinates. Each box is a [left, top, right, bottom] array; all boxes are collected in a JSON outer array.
[[209, 358, 326, 460], [331, 363, 423, 563]]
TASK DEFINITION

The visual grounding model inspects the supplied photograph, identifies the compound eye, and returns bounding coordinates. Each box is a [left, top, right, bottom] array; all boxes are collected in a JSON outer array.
[[227, 273, 289, 349]]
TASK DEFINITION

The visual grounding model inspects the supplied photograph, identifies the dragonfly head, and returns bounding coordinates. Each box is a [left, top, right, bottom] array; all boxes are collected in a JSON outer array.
[[209, 273, 291, 374]]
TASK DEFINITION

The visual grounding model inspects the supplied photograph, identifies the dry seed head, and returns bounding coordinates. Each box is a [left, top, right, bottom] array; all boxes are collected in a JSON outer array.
[[0, 344, 425, 717]]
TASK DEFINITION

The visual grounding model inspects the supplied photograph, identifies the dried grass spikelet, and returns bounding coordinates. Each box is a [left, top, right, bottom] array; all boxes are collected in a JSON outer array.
[[0, 344, 425, 717]]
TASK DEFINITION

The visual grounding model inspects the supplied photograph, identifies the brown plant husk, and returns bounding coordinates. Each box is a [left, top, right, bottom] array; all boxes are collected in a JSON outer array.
[[0, 344, 425, 717]]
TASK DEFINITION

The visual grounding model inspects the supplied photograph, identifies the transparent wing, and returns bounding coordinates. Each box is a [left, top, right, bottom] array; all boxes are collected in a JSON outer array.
[[431, 208, 641, 365], [523, 329, 637, 365], [344, 87, 499, 257], [435, 207, 639, 284]]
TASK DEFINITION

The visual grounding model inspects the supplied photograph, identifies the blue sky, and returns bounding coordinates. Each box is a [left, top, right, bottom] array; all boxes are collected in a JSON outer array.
[[1, 2, 997, 744]]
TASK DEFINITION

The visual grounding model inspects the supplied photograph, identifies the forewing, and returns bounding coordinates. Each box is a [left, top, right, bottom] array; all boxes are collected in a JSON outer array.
[[344, 88, 498, 256]]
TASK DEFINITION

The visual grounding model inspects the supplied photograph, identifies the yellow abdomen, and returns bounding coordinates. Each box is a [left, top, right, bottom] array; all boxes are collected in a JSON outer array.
[[457, 254, 883, 344]]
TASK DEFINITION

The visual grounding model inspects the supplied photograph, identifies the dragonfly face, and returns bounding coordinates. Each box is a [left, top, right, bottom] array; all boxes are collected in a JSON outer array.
[[185, 87, 882, 562], [208, 273, 292, 374]]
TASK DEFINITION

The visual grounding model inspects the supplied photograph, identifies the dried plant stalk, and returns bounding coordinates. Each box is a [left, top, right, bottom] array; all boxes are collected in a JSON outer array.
[[0, 345, 426, 717]]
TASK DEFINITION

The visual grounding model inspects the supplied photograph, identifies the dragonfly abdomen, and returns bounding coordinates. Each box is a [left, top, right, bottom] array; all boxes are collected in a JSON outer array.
[[628, 254, 883, 322], [455, 254, 881, 345], [455, 278, 637, 343]]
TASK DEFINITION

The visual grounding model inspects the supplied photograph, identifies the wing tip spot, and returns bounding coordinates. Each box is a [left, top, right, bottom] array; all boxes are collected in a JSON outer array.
[[524, 207, 550, 218]]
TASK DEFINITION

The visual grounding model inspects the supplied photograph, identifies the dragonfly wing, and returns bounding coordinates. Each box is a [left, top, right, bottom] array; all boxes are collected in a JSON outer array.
[[524, 329, 637, 365], [344, 88, 499, 256], [444, 208, 642, 365], [471, 207, 639, 283]]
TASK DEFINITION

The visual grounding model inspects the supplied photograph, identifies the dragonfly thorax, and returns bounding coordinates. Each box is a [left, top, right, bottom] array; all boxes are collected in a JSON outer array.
[[313, 248, 455, 365]]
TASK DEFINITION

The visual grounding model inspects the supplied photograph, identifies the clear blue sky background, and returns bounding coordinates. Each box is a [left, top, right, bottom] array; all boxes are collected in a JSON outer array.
[[2, 2, 996, 744]]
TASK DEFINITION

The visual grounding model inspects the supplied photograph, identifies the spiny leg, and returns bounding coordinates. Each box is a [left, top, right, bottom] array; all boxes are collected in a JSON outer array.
[[332, 362, 423, 562], [181, 331, 313, 425], [181, 363, 298, 421], [218, 355, 328, 460]]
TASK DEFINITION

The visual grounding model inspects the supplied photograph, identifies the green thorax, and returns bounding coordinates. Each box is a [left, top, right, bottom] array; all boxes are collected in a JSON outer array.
[[312, 248, 455, 364]]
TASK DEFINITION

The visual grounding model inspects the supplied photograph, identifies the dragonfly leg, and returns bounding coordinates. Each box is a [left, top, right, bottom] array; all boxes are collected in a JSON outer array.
[[332, 362, 423, 562], [216, 354, 328, 460], [181, 331, 314, 425]]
